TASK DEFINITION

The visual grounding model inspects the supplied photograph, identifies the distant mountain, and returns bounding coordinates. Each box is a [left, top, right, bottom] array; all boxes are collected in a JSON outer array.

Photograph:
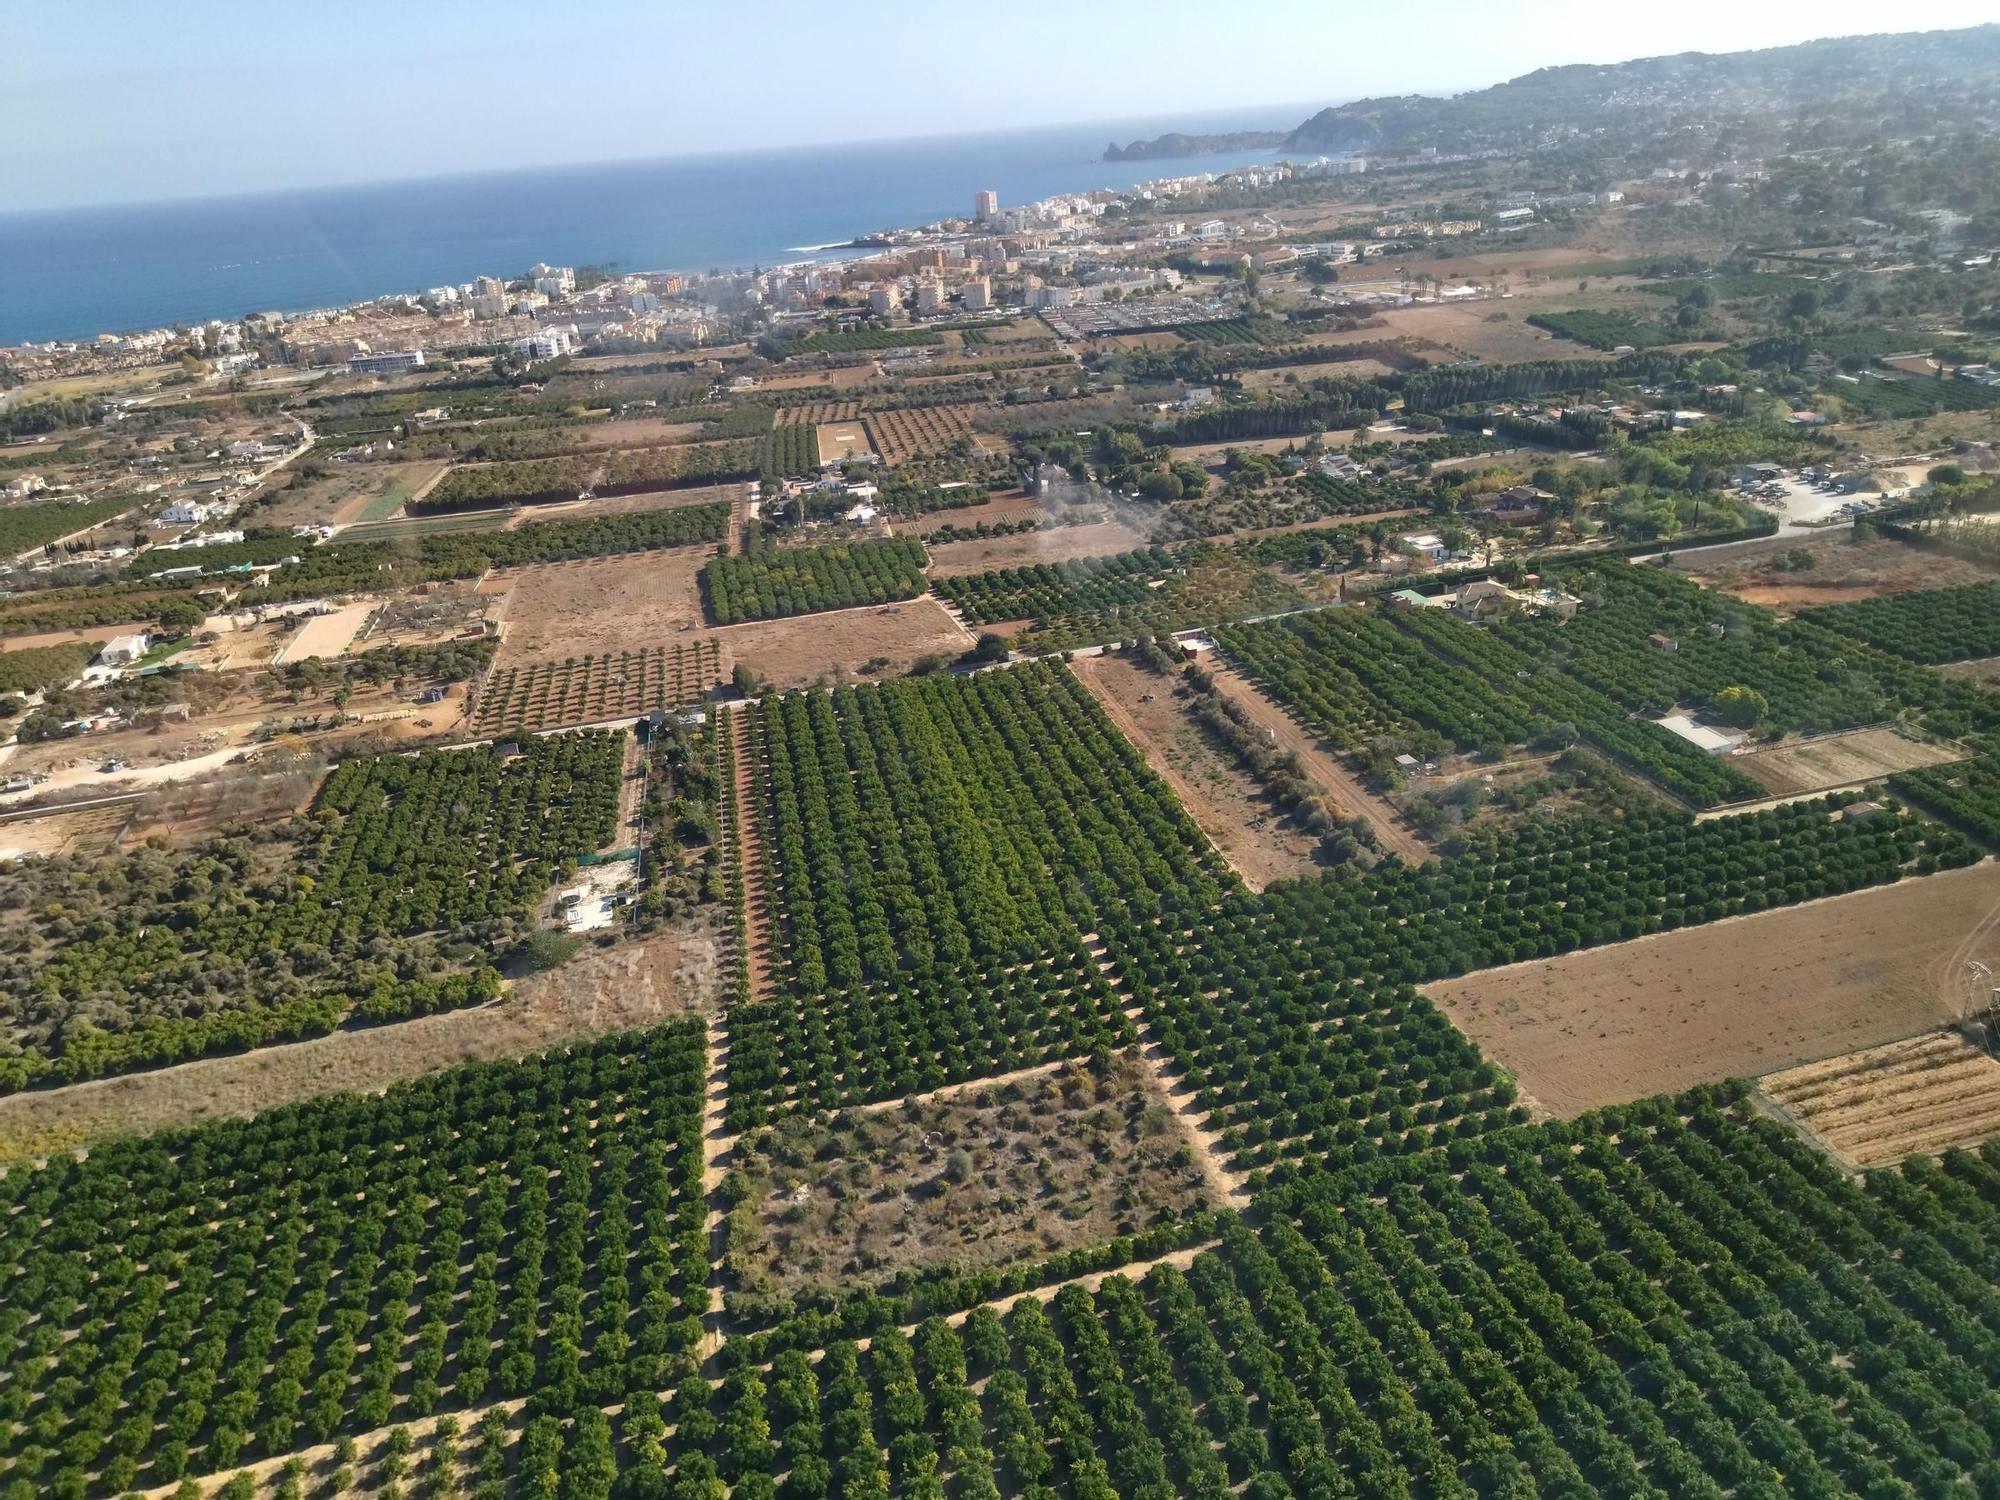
[[1282, 24, 2000, 158], [1101, 130, 1288, 162]]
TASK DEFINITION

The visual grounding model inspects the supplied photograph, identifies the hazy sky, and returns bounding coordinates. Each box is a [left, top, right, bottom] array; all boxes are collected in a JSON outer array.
[[6, 1, 1999, 212]]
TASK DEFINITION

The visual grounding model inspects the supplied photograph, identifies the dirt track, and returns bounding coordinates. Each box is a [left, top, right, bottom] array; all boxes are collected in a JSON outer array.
[[1071, 653, 1321, 891], [1199, 658, 1433, 865]]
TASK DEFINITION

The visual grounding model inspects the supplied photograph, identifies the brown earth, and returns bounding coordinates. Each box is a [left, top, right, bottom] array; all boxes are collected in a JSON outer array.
[[866, 405, 977, 465], [557, 417, 714, 450], [1427, 861, 2000, 1117], [1761, 1030, 2000, 1168], [496, 483, 742, 528], [1197, 658, 1432, 865], [817, 420, 873, 461], [0, 800, 136, 860], [900, 492, 1046, 534], [0, 925, 720, 1158], [1071, 652, 1321, 890], [0, 621, 147, 652], [727, 1051, 1209, 1304], [1682, 536, 2000, 612], [717, 595, 972, 691], [1943, 657, 2000, 686], [756, 364, 875, 391], [1735, 727, 1963, 797], [924, 518, 1152, 578], [487, 547, 711, 667], [1377, 302, 1613, 363]]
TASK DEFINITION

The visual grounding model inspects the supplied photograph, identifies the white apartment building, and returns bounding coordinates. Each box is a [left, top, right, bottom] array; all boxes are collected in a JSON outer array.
[[511, 328, 575, 360], [347, 349, 428, 374]]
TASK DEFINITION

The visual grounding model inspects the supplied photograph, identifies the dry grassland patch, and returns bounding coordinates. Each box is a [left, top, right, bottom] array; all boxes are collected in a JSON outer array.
[[727, 1052, 1208, 1304], [924, 519, 1154, 578], [1762, 1030, 2000, 1167], [0, 927, 718, 1156], [1737, 728, 1963, 797], [717, 596, 971, 691], [1684, 536, 2000, 612], [490, 548, 710, 666]]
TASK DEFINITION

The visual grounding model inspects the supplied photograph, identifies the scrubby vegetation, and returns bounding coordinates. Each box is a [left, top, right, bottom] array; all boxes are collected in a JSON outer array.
[[0, 732, 621, 1088]]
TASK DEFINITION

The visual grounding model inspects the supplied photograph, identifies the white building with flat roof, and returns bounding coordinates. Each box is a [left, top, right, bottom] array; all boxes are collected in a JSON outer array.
[[511, 328, 575, 360], [347, 349, 427, 375], [1654, 714, 1746, 755], [96, 633, 150, 667]]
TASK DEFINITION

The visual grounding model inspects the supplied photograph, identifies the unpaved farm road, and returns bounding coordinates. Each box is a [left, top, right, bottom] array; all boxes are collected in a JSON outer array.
[[1200, 658, 1434, 866]]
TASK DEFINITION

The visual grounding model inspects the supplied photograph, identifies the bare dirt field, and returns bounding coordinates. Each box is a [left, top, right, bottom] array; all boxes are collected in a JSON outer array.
[[925, 518, 1152, 578], [0, 621, 146, 653], [1378, 303, 1608, 364], [1682, 536, 2000, 611], [1166, 434, 1319, 467], [727, 1051, 1208, 1304], [1944, 657, 2000, 686], [757, 364, 875, 392], [275, 601, 373, 662], [1736, 728, 1963, 797], [487, 548, 709, 667], [0, 800, 135, 861], [719, 596, 971, 691], [1072, 653, 1321, 890], [1198, 658, 1432, 865], [1241, 359, 1399, 389], [0, 924, 719, 1158], [1427, 861, 2000, 1117], [818, 420, 873, 461], [900, 492, 1045, 535], [1761, 1030, 2000, 1168]]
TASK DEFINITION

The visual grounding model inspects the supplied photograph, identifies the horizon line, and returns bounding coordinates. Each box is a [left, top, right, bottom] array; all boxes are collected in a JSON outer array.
[[1, 101, 1337, 222]]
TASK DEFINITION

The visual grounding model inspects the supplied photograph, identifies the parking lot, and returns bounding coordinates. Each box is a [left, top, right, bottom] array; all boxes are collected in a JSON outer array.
[[1737, 467, 1886, 534]]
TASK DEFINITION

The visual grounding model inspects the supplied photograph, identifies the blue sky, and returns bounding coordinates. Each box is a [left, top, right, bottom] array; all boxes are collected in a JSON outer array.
[[6, 0, 1999, 212]]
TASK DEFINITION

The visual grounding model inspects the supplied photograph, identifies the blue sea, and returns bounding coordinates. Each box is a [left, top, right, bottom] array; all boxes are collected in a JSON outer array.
[[0, 109, 1307, 347]]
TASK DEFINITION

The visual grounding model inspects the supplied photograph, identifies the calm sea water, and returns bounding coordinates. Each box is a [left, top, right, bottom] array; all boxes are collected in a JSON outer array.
[[0, 110, 1303, 347]]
